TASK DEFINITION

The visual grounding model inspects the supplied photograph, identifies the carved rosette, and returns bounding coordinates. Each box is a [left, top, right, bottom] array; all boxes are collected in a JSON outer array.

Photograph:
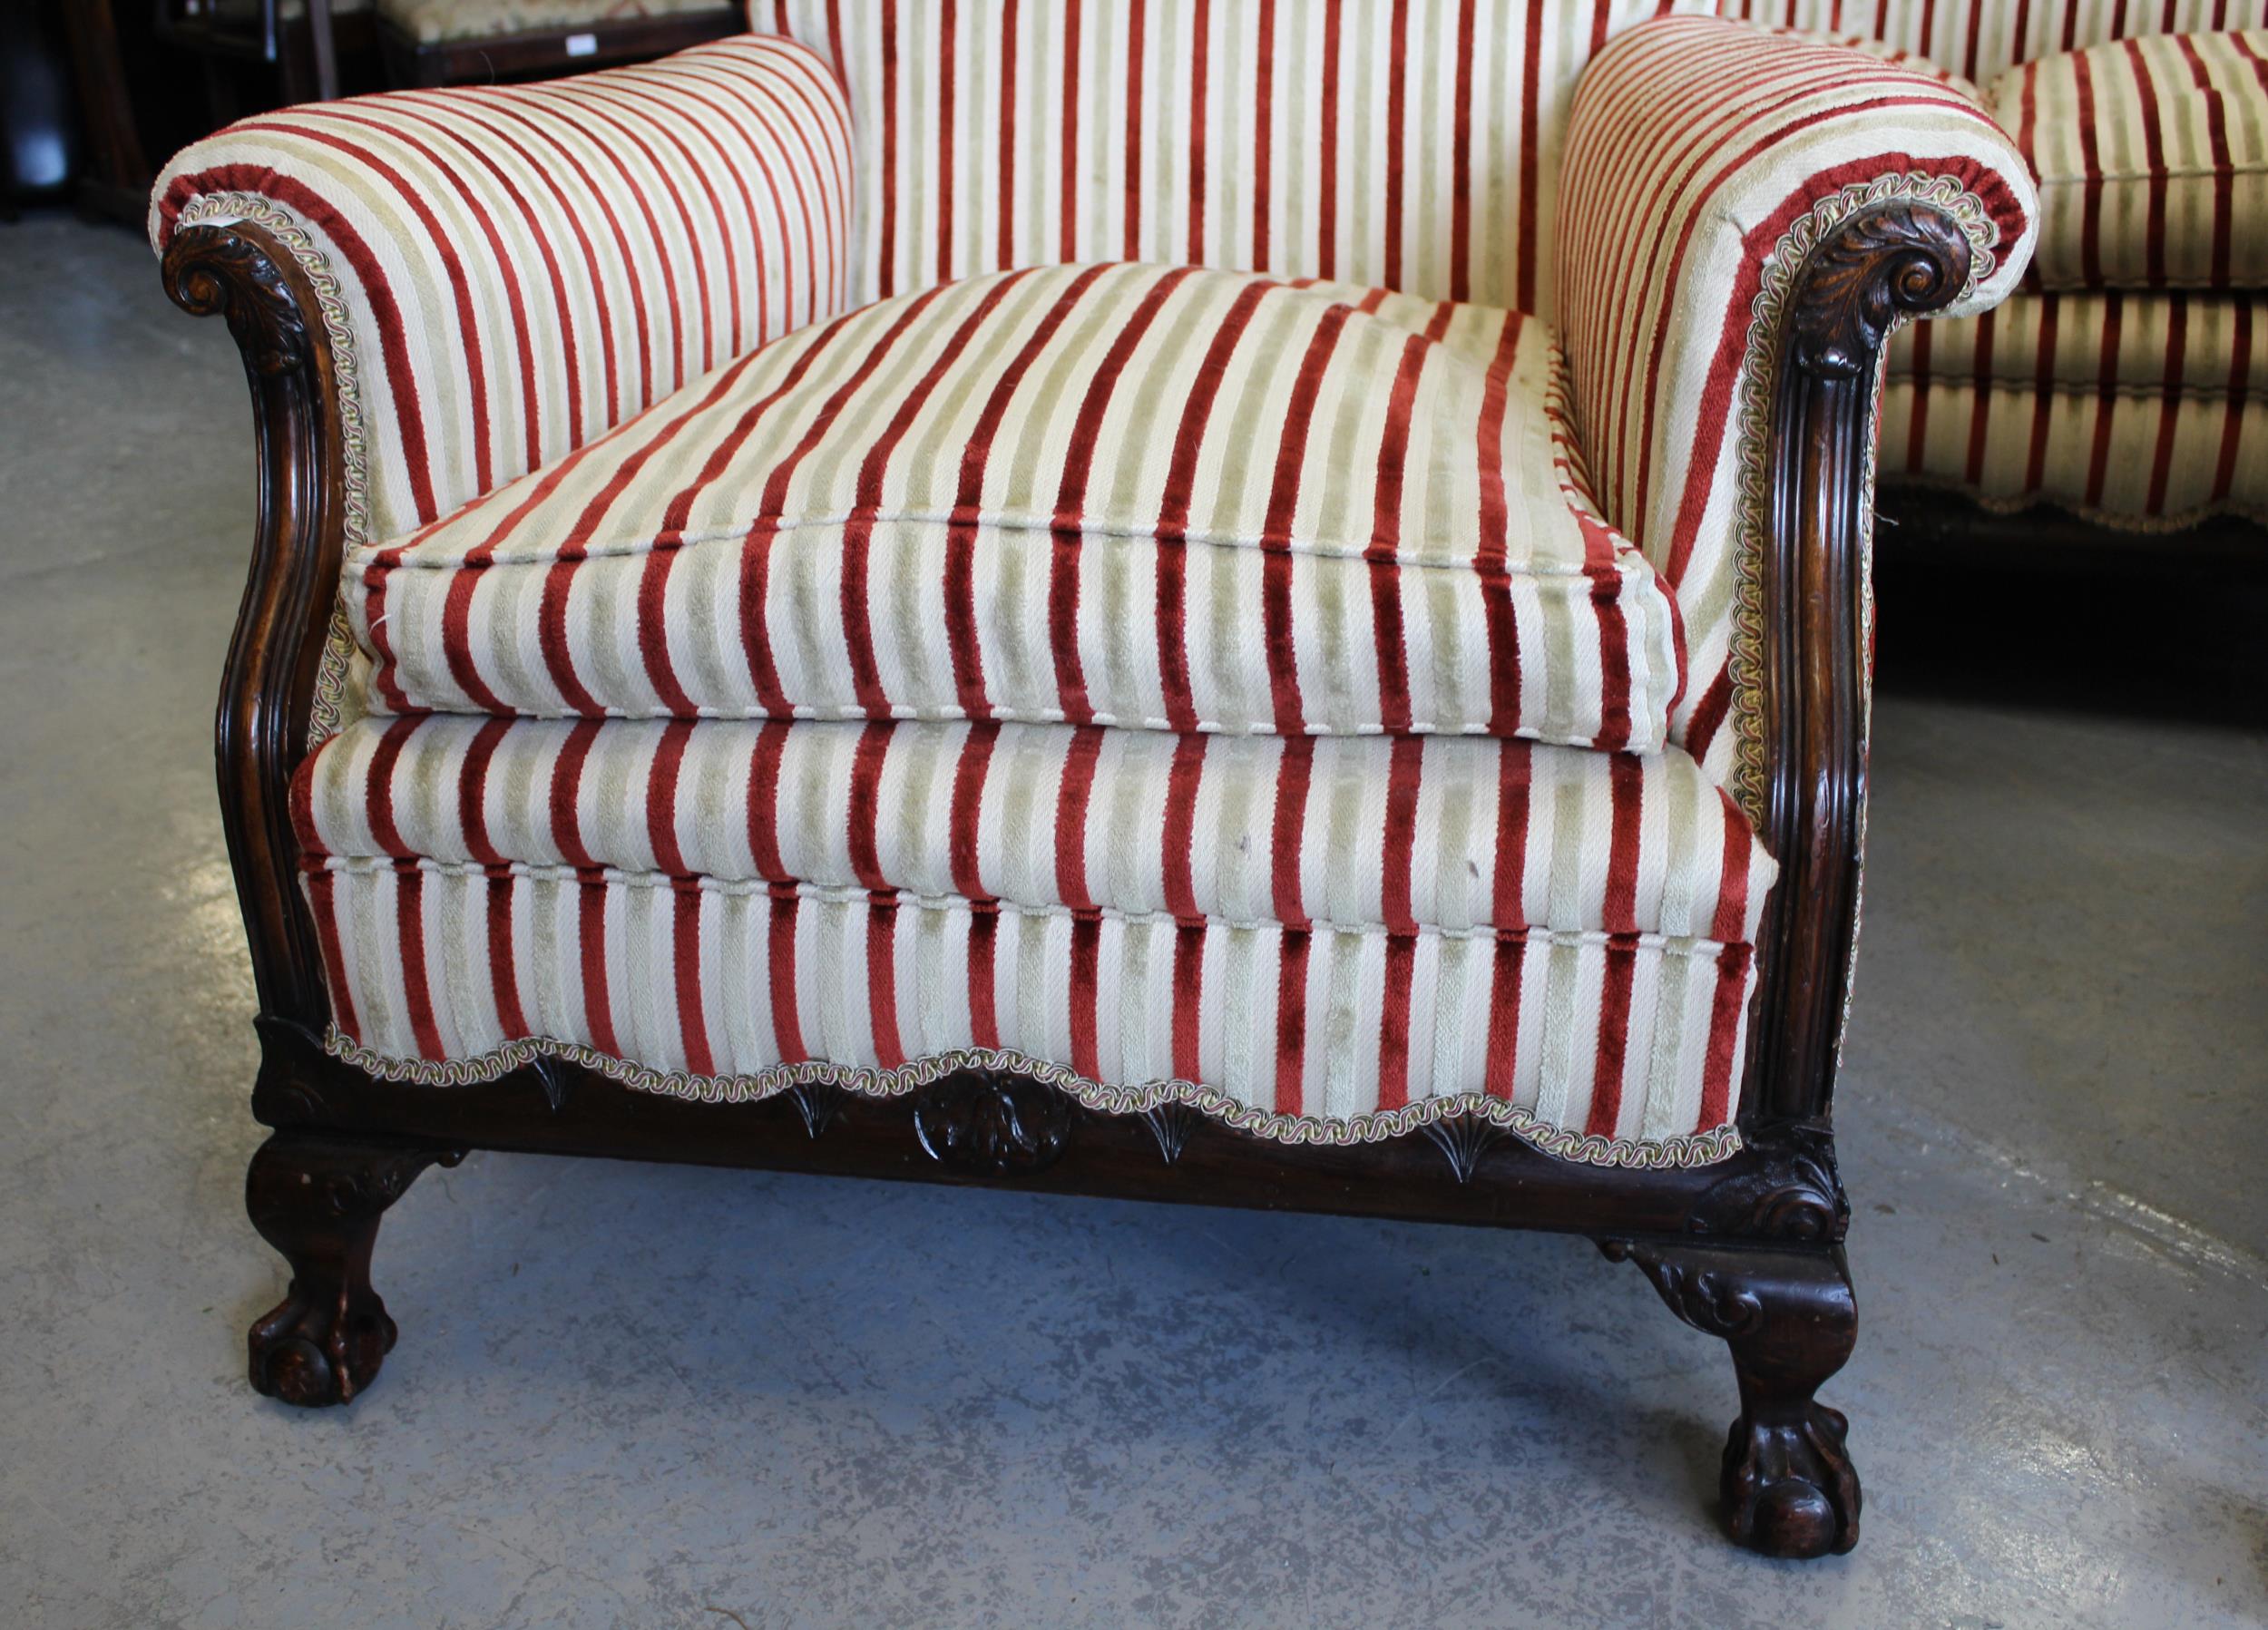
[[914, 1072, 1073, 1176]]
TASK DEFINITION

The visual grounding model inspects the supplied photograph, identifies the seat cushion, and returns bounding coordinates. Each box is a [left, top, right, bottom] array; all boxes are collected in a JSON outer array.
[[1992, 31, 2268, 291], [292, 716, 1773, 1151], [348, 264, 1684, 754]]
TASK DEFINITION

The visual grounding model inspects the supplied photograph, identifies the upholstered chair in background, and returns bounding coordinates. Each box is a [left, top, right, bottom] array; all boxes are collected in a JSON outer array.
[[152, 2, 2037, 1557], [1737, 1, 2268, 539]]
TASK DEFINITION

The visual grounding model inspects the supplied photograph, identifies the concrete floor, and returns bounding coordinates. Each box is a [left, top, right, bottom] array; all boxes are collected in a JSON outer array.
[[2, 211, 2264, 1630]]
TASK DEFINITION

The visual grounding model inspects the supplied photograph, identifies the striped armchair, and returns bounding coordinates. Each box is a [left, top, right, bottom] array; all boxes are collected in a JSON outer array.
[[153, 2, 2034, 1557], [1736, 0, 2268, 532]]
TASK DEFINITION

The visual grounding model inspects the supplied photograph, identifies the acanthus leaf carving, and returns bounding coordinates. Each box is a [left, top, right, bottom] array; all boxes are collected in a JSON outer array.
[[163, 223, 317, 378], [914, 1072, 1072, 1177], [1787, 199, 1975, 381]]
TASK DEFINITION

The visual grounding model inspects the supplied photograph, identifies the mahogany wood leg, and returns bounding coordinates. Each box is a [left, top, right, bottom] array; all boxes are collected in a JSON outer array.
[[243, 1130, 464, 1407], [1602, 1239, 1861, 1558]]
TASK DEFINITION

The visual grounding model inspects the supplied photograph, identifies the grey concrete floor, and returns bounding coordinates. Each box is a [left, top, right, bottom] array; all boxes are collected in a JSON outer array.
[[2, 211, 2264, 1629]]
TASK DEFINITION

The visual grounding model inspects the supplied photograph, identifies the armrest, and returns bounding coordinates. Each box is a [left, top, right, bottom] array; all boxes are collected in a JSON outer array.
[[1555, 16, 2036, 772], [1554, 18, 2038, 1130], [151, 34, 851, 542]]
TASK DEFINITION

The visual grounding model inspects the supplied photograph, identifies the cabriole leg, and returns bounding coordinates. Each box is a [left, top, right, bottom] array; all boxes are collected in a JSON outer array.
[[1602, 1239, 1861, 1558], [243, 1130, 464, 1407]]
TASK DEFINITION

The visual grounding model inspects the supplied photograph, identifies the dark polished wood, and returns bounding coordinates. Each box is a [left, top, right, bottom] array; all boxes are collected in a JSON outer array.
[[246, 1130, 464, 1405], [377, 10, 742, 88], [164, 191, 1979, 1557]]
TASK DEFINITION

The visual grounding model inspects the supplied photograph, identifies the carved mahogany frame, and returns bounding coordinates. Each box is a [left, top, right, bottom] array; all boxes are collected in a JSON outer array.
[[162, 196, 1976, 1558]]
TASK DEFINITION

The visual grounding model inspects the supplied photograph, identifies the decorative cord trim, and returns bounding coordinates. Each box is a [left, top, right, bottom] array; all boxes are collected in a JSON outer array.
[[320, 1029, 1745, 1169], [175, 191, 369, 749], [1725, 171, 2001, 826]]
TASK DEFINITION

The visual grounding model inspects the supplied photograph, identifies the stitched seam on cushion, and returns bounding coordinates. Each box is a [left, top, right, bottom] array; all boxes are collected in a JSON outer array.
[[308, 852, 1755, 956], [347, 505, 1657, 581], [343, 700, 1668, 750]]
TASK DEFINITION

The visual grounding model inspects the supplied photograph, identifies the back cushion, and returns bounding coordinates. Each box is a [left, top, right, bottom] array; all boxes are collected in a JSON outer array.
[[750, 0, 1715, 316], [1721, 1, 2268, 86]]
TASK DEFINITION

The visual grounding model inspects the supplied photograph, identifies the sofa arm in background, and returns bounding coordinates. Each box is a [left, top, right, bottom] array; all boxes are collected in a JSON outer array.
[[152, 34, 852, 543]]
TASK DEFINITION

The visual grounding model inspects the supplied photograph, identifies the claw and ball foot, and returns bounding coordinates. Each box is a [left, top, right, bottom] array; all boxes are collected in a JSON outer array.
[[1602, 1239, 1862, 1557], [243, 1130, 464, 1407]]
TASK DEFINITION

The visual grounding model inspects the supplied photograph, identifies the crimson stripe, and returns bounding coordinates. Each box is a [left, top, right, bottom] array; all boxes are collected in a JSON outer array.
[[866, 891, 904, 1068], [1477, 313, 1527, 736], [1374, 735, 1427, 1112], [1052, 725, 1106, 911], [945, 265, 1118, 717], [840, 272, 1035, 714], [746, 717, 793, 882], [485, 869, 527, 1042], [1384, 0, 1410, 288], [2146, 298, 2189, 516], [1156, 278, 1276, 732], [1061, 0, 1083, 264], [1517, 0, 1546, 313], [1188, 0, 1209, 262], [938, 0, 956, 287], [1367, 332, 1431, 733], [1258, 303, 1354, 734], [846, 719, 896, 889], [998, 0, 1020, 268], [967, 903, 1002, 1049], [673, 876, 714, 1076], [946, 719, 1000, 897], [768, 889, 806, 1060], [1584, 752, 1647, 1137], [1069, 912, 1102, 1079], [307, 868, 363, 1041], [1254, 0, 1276, 268], [1048, 268, 1198, 725], [1273, 930, 1310, 1116], [1451, 0, 1477, 303], [1125, 0, 1146, 259], [394, 862, 446, 1061], [877, 0, 899, 295], [1317, 2, 1340, 279]]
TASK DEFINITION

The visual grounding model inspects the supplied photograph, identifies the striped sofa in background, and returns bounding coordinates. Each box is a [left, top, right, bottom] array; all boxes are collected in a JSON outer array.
[[1729, 0, 2268, 530]]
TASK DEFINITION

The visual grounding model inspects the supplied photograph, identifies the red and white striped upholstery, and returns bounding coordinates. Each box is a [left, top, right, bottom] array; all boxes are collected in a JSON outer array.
[[1554, 17, 2035, 782], [1996, 31, 2268, 291], [294, 714, 1774, 1147], [1886, 290, 2266, 522], [748, 0, 1722, 317], [147, 10, 2046, 1155], [1723, 0, 2268, 87], [152, 35, 852, 541], [351, 264, 1682, 752]]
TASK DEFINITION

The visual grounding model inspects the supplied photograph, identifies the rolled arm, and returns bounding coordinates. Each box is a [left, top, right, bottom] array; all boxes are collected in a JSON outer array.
[[151, 34, 852, 542], [1554, 16, 2037, 778], [1554, 18, 2038, 1130]]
